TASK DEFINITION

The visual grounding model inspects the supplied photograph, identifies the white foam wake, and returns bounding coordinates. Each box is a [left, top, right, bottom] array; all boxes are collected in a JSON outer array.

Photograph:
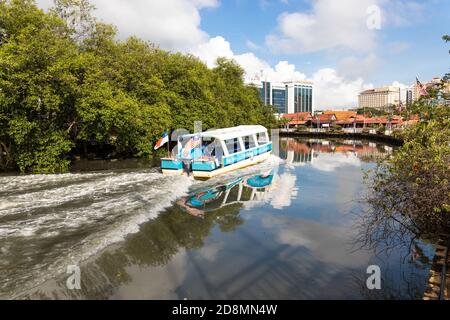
[[0, 170, 193, 298]]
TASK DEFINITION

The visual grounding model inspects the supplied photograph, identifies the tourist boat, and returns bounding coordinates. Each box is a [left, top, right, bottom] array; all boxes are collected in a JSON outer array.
[[161, 125, 272, 179]]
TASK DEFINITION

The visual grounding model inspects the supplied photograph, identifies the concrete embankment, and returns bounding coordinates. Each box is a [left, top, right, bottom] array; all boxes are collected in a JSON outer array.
[[279, 131, 404, 146]]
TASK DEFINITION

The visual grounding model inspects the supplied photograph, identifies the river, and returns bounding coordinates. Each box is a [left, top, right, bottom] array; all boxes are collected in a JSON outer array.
[[0, 137, 434, 299]]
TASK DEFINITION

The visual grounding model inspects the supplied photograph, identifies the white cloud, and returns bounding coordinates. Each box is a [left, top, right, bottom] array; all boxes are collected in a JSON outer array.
[[37, 0, 219, 51], [266, 61, 307, 83], [380, 0, 425, 27], [245, 40, 261, 51], [391, 80, 408, 89], [266, 0, 425, 54], [266, 0, 378, 54], [337, 54, 381, 80], [191, 37, 308, 84], [190, 36, 234, 66], [261, 215, 371, 267], [234, 53, 270, 80], [94, 0, 219, 50], [265, 172, 298, 209], [311, 152, 361, 172], [190, 36, 306, 83], [198, 242, 224, 262], [312, 68, 373, 108]]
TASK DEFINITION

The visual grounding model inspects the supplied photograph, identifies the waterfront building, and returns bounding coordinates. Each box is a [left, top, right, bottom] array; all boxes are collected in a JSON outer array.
[[281, 112, 312, 128], [280, 109, 419, 131], [256, 80, 314, 114], [358, 86, 401, 110], [334, 115, 404, 129], [311, 113, 336, 128]]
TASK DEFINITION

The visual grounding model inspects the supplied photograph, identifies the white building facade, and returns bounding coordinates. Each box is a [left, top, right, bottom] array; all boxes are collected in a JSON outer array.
[[358, 86, 401, 110]]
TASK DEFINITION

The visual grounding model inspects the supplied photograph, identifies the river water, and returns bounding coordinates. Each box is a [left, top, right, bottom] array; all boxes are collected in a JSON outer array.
[[0, 137, 434, 299]]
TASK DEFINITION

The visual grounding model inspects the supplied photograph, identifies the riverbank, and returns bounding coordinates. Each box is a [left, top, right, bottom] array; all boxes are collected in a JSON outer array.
[[280, 130, 404, 146], [424, 234, 450, 300]]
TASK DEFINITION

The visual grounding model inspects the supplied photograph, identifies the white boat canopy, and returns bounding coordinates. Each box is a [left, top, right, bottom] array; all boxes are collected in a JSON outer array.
[[180, 125, 268, 141]]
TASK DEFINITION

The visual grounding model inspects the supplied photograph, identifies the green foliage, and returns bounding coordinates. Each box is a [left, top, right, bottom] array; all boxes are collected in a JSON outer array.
[[364, 93, 450, 243], [0, 0, 277, 173], [295, 125, 307, 132], [356, 107, 389, 117], [444, 34, 450, 54], [376, 126, 386, 135], [362, 34, 450, 243]]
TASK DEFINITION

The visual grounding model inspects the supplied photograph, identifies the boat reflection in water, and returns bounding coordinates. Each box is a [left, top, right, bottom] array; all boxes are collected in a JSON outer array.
[[178, 171, 275, 218]]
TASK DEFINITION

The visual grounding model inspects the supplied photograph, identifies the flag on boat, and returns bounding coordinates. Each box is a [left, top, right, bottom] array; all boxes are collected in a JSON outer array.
[[416, 77, 429, 96], [154, 132, 169, 150], [182, 135, 201, 158]]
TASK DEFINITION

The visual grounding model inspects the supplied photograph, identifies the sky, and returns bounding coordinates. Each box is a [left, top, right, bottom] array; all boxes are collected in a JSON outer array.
[[35, 0, 450, 109]]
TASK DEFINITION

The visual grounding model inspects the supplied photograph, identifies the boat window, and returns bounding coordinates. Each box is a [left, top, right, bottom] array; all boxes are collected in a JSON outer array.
[[243, 135, 256, 150], [225, 138, 242, 154], [203, 139, 222, 159], [256, 132, 268, 145]]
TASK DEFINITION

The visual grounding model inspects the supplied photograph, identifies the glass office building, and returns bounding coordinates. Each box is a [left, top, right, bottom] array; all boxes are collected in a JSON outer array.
[[258, 81, 314, 114], [272, 88, 287, 114], [260, 81, 271, 106], [293, 84, 313, 113]]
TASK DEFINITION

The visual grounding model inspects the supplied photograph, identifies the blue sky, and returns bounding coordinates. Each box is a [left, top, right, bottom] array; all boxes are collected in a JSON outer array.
[[37, 0, 450, 108], [199, 0, 449, 83]]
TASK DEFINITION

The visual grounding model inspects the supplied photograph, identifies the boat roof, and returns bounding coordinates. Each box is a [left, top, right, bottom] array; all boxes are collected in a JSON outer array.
[[181, 125, 268, 141]]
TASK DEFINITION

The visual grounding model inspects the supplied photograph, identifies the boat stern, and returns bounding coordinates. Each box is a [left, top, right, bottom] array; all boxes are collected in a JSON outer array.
[[161, 158, 184, 175]]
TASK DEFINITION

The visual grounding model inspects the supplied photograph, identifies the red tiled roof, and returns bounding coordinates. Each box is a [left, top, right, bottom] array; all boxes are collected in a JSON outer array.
[[363, 116, 403, 124], [282, 112, 312, 121], [288, 120, 309, 125], [334, 120, 354, 125], [312, 114, 336, 123], [323, 110, 357, 121], [281, 112, 312, 126]]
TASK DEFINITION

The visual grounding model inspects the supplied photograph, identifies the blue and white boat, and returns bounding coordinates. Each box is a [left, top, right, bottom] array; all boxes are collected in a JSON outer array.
[[161, 125, 272, 179]]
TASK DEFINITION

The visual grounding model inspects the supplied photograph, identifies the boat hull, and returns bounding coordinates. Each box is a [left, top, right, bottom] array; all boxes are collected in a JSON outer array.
[[161, 168, 184, 175], [192, 151, 271, 179], [162, 151, 271, 179]]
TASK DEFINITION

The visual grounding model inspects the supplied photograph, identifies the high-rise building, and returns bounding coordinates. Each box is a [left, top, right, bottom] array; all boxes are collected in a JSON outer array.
[[257, 80, 314, 114], [358, 86, 401, 110], [406, 89, 413, 107]]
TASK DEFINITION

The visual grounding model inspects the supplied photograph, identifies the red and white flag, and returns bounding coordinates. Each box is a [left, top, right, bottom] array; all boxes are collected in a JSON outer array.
[[154, 132, 169, 150], [416, 77, 429, 97]]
